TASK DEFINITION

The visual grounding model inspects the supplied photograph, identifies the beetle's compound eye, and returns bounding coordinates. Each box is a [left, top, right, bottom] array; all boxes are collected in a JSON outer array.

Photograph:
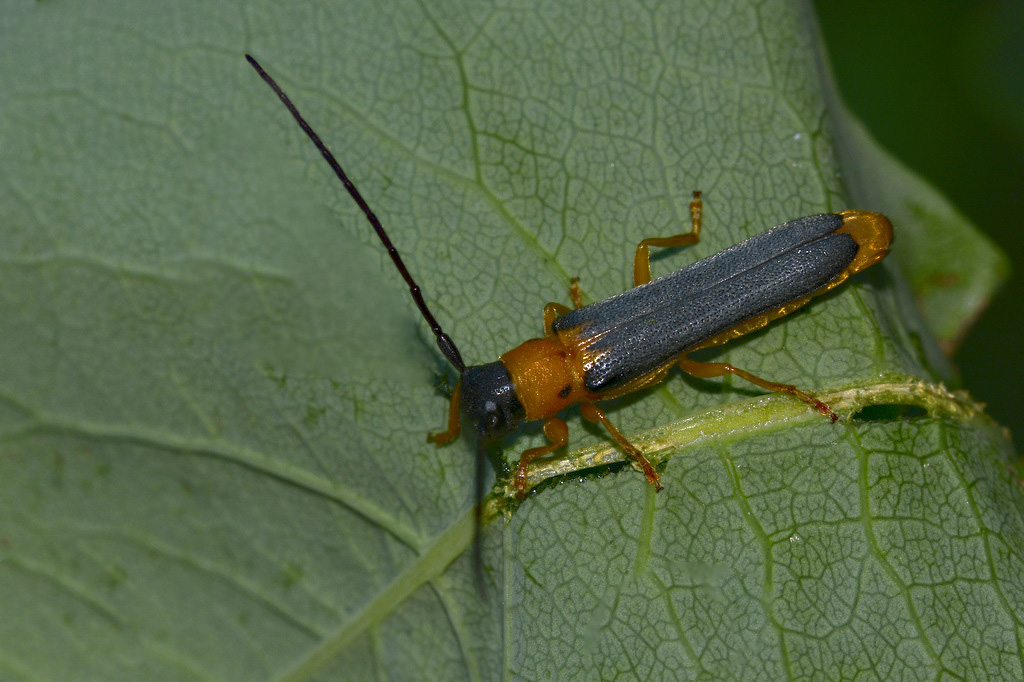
[[483, 400, 502, 431], [460, 361, 525, 441]]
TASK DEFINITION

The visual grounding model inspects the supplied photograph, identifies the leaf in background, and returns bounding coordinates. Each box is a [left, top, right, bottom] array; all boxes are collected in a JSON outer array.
[[827, 101, 1010, 352], [0, 1, 1019, 681]]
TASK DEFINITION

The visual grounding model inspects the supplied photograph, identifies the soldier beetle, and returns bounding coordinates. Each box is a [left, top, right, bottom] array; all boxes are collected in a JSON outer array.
[[245, 55, 892, 502]]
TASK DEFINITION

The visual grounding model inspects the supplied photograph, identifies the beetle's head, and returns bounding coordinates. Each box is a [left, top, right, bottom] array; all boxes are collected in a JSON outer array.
[[460, 361, 525, 441]]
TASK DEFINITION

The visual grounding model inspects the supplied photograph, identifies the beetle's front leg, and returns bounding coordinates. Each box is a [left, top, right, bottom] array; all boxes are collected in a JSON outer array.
[[427, 379, 462, 445], [514, 417, 570, 495]]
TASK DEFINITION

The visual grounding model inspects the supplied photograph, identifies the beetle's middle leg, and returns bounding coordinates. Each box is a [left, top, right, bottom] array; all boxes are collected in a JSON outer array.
[[634, 190, 703, 286], [543, 302, 573, 335], [677, 356, 838, 422], [568, 278, 584, 308], [542, 276, 585, 335], [580, 403, 663, 490]]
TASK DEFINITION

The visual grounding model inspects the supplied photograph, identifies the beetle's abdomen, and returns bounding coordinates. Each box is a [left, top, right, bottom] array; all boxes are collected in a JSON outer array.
[[553, 214, 861, 394]]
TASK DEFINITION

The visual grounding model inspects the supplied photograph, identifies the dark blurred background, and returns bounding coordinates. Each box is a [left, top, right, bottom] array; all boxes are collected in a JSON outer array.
[[816, 0, 1023, 443]]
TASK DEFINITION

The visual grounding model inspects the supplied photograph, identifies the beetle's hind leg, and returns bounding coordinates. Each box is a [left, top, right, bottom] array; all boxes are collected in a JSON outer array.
[[677, 356, 838, 422], [580, 404, 663, 490], [634, 190, 703, 286]]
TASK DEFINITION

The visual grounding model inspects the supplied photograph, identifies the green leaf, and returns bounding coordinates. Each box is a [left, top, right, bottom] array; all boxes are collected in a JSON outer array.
[[826, 98, 1009, 352], [0, 1, 1019, 681]]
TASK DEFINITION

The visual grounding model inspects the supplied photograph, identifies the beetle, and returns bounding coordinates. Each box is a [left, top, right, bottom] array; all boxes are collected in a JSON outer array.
[[245, 55, 893, 498]]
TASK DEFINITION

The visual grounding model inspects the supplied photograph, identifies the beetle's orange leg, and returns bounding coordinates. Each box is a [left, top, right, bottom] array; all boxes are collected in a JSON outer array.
[[543, 279, 585, 334], [514, 417, 570, 495], [677, 357, 838, 422], [580, 403, 663, 491], [427, 379, 462, 445], [634, 190, 703, 286], [544, 301, 573, 334], [569, 277, 585, 309]]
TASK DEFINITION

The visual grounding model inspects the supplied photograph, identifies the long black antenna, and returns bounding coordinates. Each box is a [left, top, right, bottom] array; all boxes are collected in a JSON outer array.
[[246, 54, 466, 373]]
